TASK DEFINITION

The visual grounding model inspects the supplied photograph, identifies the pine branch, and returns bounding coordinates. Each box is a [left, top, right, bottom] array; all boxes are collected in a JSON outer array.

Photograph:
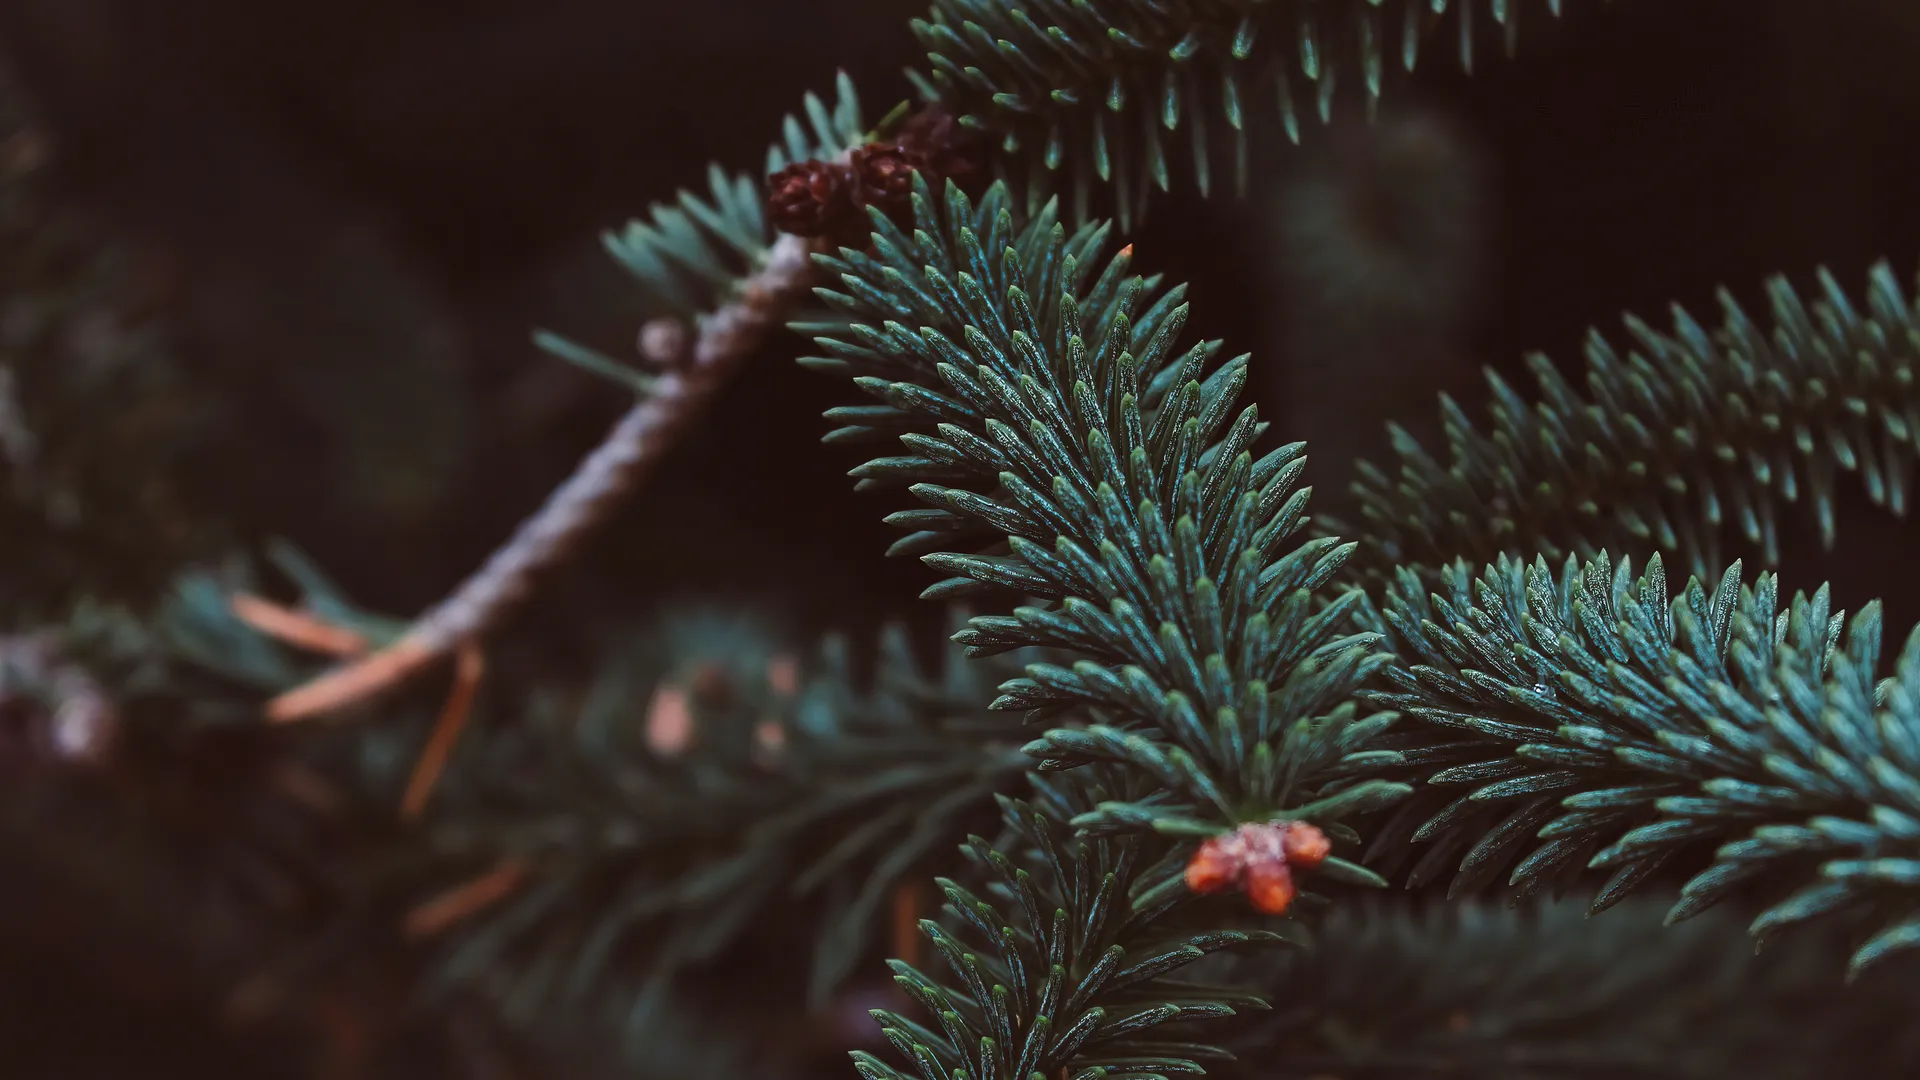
[[855, 773, 1291, 1080], [802, 177, 1425, 1080], [803, 176, 1406, 842], [909, 0, 1578, 226], [1356, 550, 1920, 978], [1, 95, 214, 615], [153, 542, 406, 698], [264, 77, 873, 722], [0, 631, 116, 765], [1340, 262, 1920, 586], [1230, 899, 1920, 1079], [387, 612, 1032, 1026], [568, 71, 873, 327]]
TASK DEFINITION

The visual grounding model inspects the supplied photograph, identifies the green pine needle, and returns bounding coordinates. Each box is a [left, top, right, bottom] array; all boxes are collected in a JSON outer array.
[[802, 176, 1406, 836], [572, 72, 867, 320], [1359, 550, 1920, 975], [1233, 899, 1920, 1078], [391, 612, 1032, 1021], [1342, 262, 1920, 585], [853, 774, 1291, 1080], [911, 0, 1574, 226]]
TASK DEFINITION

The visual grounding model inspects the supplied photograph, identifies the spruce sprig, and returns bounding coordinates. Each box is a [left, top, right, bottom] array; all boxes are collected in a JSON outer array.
[[1359, 550, 1920, 977], [1343, 262, 1920, 585], [909, 0, 1573, 226], [398, 614, 1032, 1018], [803, 177, 1406, 843], [1233, 900, 1920, 1078], [856, 774, 1289, 1080], [534, 72, 867, 378], [806, 180, 1417, 1080]]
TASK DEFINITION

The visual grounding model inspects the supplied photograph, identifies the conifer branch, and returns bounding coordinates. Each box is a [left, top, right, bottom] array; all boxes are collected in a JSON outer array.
[[803, 179, 1414, 1080], [388, 614, 1033, 1021], [1235, 900, 1920, 1078], [1356, 550, 1920, 977], [803, 177, 1405, 843], [0, 631, 117, 764], [262, 72, 878, 722], [1340, 262, 1920, 586], [910, 0, 1577, 226], [855, 775, 1290, 1080], [265, 232, 816, 724]]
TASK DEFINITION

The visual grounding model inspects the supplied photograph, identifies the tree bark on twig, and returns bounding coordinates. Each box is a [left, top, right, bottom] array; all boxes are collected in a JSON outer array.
[[267, 232, 820, 721]]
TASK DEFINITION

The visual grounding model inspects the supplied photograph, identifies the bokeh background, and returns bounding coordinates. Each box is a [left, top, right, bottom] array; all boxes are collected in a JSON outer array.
[[5, 0, 1920, 1074]]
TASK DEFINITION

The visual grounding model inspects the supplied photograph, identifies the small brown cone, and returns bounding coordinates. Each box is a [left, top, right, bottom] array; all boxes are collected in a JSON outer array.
[[768, 159, 859, 242]]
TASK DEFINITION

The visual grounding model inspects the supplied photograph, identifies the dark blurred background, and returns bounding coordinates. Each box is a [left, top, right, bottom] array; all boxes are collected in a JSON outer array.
[[4, 0, 1920, 1075]]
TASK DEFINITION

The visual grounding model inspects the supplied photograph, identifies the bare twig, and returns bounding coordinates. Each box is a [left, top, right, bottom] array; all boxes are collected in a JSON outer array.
[[267, 232, 820, 722]]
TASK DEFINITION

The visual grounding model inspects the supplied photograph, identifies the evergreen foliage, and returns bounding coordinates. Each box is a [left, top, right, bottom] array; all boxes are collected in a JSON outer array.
[[22, 1, 1920, 1076], [803, 178, 1407, 842], [800, 176, 1421, 1080], [366, 611, 1032, 1025], [1358, 550, 1920, 977], [0, 101, 214, 617], [1232, 899, 1920, 1078], [1343, 262, 1920, 584], [152, 560, 1038, 1061], [533, 73, 868, 382], [855, 774, 1288, 1080], [157, 543, 409, 700], [909, 0, 1573, 225]]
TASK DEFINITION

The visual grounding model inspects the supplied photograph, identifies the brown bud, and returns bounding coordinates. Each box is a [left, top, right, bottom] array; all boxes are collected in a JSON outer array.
[[850, 144, 916, 222], [1280, 820, 1332, 869], [1185, 820, 1334, 915], [895, 107, 985, 191], [1184, 831, 1246, 894], [1244, 859, 1299, 915], [637, 317, 691, 369], [768, 159, 860, 244]]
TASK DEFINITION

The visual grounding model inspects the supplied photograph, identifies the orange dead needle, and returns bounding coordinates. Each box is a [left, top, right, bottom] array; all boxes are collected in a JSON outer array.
[[399, 640, 485, 821], [403, 857, 529, 939], [229, 593, 368, 658], [892, 879, 927, 968], [266, 635, 442, 723], [230, 595, 486, 819]]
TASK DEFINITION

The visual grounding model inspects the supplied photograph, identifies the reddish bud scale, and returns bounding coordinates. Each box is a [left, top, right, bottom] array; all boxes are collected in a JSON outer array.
[[1183, 835, 1244, 894], [766, 106, 988, 249], [1182, 819, 1333, 916], [767, 160, 861, 246], [849, 144, 916, 222], [1281, 820, 1332, 869], [1244, 860, 1298, 915]]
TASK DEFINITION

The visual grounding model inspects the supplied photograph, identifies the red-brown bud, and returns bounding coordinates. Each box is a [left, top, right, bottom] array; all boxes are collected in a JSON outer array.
[[767, 159, 860, 243], [1184, 832, 1245, 894], [1280, 820, 1332, 869], [895, 106, 985, 191], [1244, 859, 1298, 915], [850, 144, 916, 218], [1182, 819, 1335, 915]]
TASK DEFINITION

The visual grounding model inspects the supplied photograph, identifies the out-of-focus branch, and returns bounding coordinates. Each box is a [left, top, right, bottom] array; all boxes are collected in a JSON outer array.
[[0, 632, 117, 765], [265, 232, 819, 722]]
